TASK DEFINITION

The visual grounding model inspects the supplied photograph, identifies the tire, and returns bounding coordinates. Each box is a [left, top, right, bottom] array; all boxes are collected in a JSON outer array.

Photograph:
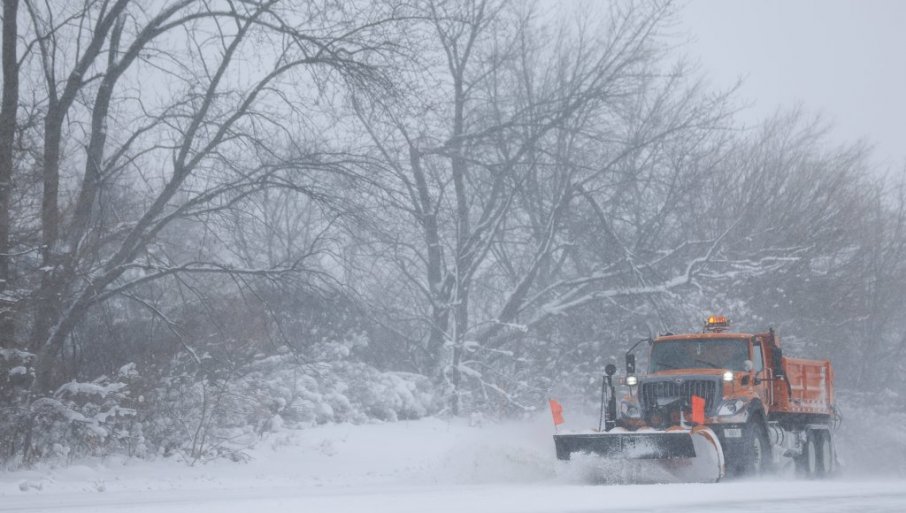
[[815, 430, 834, 478], [795, 431, 819, 478], [739, 420, 770, 476]]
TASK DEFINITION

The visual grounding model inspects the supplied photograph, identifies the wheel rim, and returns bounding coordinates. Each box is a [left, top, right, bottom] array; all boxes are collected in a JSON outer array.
[[752, 434, 763, 469]]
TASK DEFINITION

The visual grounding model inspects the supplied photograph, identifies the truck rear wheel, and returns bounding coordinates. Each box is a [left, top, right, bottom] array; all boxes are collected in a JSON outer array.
[[815, 430, 834, 477], [795, 431, 818, 478]]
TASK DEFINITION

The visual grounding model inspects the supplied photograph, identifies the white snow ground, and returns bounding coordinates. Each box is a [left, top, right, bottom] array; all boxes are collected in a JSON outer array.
[[2, 416, 904, 512]]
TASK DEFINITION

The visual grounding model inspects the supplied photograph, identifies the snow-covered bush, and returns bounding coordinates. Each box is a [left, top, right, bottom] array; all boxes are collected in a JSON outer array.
[[0, 348, 36, 463], [0, 359, 144, 468], [141, 337, 440, 464]]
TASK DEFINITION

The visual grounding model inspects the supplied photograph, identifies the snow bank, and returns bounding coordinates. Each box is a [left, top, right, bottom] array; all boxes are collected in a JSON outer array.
[[1, 388, 901, 496], [3, 414, 906, 513], [0, 415, 558, 496]]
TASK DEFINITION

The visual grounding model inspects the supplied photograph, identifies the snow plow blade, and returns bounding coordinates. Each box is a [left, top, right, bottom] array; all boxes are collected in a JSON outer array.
[[554, 431, 696, 460], [554, 428, 725, 483]]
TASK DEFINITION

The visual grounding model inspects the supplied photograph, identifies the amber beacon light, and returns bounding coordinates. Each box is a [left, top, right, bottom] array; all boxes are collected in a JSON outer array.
[[704, 315, 729, 331]]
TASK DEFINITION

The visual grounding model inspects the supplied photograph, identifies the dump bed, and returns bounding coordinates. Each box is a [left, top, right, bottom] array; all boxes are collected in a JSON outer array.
[[774, 356, 834, 415]]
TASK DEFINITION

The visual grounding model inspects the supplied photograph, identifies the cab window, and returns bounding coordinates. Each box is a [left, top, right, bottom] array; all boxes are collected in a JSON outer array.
[[752, 343, 764, 372], [649, 338, 749, 372]]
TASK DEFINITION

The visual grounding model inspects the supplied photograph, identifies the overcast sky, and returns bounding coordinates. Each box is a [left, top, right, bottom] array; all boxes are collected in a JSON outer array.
[[680, 0, 906, 175]]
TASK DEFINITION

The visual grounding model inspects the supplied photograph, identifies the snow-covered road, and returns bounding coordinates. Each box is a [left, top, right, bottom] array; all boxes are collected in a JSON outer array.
[[4, 480, 906, 513], [3, 416, 903, 512]]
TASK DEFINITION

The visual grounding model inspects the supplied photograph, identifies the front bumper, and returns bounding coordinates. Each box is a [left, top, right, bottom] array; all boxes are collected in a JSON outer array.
[[710, 423, 748, 453]]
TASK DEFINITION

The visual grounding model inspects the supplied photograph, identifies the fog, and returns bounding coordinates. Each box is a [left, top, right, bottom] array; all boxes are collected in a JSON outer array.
[[0, 1, 903, 507], [682, 0, 906, 172]]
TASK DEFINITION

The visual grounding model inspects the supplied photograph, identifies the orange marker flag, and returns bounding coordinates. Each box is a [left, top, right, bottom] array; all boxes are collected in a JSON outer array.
[[691, 395, 705, 425], [549, 399, 565, 426]]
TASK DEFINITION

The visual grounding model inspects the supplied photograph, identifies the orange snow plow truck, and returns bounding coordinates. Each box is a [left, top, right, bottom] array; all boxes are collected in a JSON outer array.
[[553, 316, 839, 481]]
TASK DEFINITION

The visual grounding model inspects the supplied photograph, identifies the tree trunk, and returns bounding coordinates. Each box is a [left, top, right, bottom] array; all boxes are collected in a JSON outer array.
[[29, 98, 66, 364], [0, 0, 18, 348]]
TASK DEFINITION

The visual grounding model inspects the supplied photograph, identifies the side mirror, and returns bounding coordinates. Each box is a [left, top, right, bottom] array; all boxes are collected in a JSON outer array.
[[605, 363, 617, 376], [625, 354, 636, 375], [744, 360, 754, 372], [741, 374, 762, 386]]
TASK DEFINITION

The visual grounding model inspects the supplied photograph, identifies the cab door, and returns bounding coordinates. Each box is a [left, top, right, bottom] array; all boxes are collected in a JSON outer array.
[[752, 340, 773, 408]]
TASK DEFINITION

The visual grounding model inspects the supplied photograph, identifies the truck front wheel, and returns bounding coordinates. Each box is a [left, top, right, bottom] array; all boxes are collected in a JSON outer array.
[[738, 420, 770, 476]]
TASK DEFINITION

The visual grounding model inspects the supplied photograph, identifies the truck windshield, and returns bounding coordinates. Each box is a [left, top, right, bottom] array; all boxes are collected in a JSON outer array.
[[649, 338, 749, 372]]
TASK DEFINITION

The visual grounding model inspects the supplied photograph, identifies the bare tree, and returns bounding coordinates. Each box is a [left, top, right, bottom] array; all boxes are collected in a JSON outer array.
[[8, 0, 400, 392], [344, 0, 747, 411]]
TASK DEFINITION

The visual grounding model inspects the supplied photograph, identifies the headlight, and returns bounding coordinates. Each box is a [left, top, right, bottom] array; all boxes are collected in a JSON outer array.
[[625, 375, 638, 386], [620, 401, 641, 418], [722, 370, 734, 382], [718, 399, 745, 416]]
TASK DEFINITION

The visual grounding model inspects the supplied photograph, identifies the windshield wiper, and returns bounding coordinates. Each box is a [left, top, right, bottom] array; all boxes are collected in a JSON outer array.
[[694, 358, 720, 369], [654, 361, 679, 370]]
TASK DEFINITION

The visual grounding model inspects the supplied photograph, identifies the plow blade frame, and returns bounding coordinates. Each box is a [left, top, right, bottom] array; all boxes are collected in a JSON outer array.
[[554, 432, 696, 460]]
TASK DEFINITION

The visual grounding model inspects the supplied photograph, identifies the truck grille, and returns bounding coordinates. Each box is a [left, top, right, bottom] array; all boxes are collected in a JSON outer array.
[[640, 379, 719, 414]]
